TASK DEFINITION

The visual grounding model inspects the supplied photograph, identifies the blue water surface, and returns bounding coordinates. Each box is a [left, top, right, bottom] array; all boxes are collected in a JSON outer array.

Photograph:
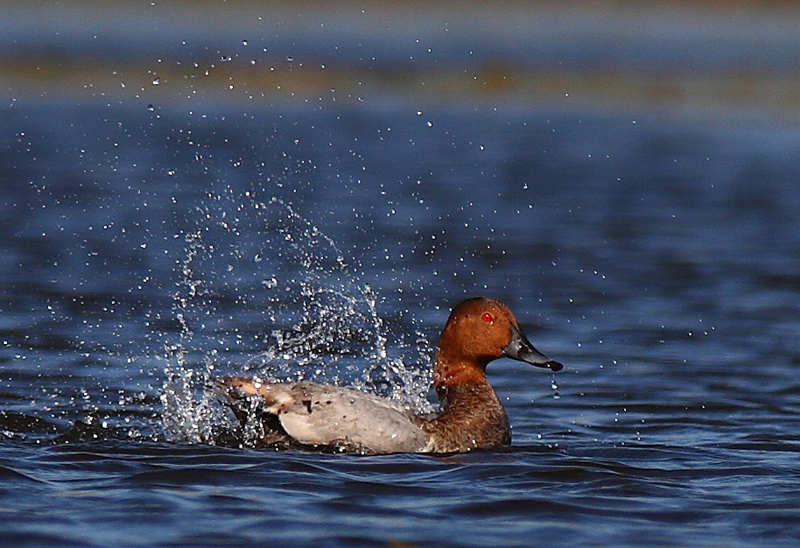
[[2, 90, 800, 547]]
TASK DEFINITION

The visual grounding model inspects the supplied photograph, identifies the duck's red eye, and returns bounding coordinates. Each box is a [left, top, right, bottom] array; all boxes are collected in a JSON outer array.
[[481, 312, 493, 323]]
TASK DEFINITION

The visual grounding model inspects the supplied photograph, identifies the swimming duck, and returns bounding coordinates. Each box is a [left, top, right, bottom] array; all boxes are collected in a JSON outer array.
[[215, 297, 563, 453]]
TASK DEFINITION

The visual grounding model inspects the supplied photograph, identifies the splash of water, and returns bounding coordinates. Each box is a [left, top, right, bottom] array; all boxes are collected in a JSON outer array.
[[160, 193, 433, 445], [550, 374, 561, 400]]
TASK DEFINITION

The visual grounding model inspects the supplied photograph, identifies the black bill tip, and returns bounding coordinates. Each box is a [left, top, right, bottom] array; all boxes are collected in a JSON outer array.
[[545, 360, 564, 372]]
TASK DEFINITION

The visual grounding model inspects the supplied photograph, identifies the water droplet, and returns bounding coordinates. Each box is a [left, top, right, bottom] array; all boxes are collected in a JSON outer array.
[[242, 39, 248, 46], [147, 104, 155, 111], [152, 77, 161, 85]]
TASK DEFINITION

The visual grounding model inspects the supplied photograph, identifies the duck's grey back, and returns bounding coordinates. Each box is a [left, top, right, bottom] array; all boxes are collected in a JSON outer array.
[[262, 382, 429, 453]]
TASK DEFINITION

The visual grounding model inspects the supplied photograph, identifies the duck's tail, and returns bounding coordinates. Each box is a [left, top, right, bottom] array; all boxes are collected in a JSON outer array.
[[208, 377, 292, 446]]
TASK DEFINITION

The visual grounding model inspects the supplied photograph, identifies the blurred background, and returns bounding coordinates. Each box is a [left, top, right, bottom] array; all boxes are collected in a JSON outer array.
[[3, 0, 800, 119]]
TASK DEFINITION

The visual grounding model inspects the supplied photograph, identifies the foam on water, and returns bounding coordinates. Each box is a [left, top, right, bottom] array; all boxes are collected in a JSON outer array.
[[160, 194, 434, 445]]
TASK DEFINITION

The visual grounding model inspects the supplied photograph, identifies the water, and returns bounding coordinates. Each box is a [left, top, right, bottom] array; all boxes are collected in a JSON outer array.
[[4, 30, 800, 545]]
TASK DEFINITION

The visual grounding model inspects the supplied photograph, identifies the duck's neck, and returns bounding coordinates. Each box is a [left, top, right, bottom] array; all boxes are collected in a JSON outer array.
[[422, 356, 511, 452]]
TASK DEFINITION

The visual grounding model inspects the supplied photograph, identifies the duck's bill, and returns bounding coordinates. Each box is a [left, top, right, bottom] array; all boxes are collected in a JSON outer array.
[[503, 325, 564, 372]]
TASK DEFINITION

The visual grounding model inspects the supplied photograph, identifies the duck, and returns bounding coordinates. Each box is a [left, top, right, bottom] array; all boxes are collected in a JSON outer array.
[[214, 297, 563, 454]]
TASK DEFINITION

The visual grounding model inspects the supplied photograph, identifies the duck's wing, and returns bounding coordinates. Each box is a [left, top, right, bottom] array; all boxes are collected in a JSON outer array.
[[215, 378, 429, 454]]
